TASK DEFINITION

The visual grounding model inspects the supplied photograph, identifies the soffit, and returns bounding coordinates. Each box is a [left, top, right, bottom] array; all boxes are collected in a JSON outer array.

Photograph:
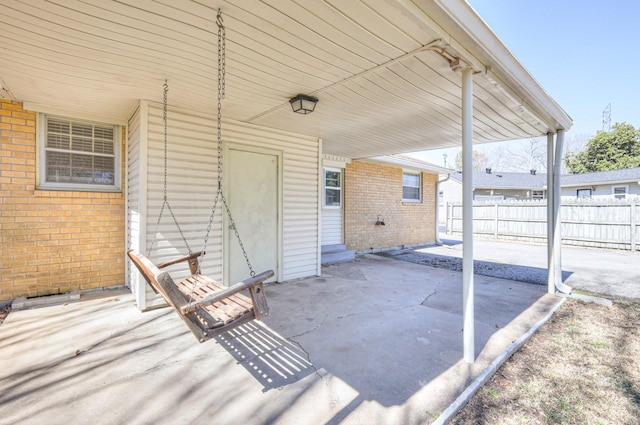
[[0, 0, 570, 159]]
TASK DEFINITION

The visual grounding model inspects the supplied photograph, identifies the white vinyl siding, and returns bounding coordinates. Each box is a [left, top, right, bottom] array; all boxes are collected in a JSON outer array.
[[128, 101, 319, 300], [322, 209, 344, 246], [126, 104, 147, 307]]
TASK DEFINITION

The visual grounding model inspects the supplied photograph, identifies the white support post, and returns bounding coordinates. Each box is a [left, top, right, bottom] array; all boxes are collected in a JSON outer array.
[[546, 132, 555, 294], [553, 130, 571, 293], [461, 67, 475, 363]]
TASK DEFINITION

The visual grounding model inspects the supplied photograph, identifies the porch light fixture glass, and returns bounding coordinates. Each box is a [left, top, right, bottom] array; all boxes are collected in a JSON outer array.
[[289, 94, 318, 115]]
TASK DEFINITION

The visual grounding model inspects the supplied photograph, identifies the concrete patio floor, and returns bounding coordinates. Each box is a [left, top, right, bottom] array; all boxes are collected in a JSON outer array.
[[0, 254, 562, 425]]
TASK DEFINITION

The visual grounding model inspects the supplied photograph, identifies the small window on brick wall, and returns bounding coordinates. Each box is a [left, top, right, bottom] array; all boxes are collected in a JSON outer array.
[[38, 114, 121, 191], [402, 172, 421, 202]]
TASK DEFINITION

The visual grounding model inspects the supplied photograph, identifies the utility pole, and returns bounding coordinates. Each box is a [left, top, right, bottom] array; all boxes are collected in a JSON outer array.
[[602, 103, 611, 131]]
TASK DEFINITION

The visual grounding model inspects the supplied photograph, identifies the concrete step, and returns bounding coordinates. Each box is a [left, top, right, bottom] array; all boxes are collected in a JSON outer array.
[[321, 245, 356, 265], [321, 244, 347, 254]]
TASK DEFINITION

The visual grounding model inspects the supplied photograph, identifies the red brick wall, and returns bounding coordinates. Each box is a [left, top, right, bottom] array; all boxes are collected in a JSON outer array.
[[344, 160, 437, 252], [0, 99, 126, 301]]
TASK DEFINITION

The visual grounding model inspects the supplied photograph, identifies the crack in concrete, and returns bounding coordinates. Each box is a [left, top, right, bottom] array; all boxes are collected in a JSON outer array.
[[287, 336, 325, 383], [288, 312, 361, 339], [421, 281, 443, 306], [286, 334, 347, 411]]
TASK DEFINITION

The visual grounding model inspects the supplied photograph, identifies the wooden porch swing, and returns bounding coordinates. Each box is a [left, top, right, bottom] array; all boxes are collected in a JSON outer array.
[[128, 250, 273, 343], [128, 10, 274, 343]]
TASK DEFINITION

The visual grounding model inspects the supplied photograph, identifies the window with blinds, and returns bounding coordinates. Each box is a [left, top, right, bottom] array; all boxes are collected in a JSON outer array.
[[40, 115, 119, 191], [402, 172, 421, 202]]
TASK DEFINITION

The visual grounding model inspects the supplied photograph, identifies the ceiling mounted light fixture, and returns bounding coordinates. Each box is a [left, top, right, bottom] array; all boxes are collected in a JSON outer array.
[[289, 94, 318, 115]]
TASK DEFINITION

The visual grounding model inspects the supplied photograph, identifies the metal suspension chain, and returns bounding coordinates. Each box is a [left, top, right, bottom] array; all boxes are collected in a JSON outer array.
[[221, 194, 255, 276], [163, 81, 169, 198], [199, 9, 255, 279], [148, 80, 192, 256]]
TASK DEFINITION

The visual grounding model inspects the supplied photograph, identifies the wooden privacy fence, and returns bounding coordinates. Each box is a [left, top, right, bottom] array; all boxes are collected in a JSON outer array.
[[445, 199, 640, 251]]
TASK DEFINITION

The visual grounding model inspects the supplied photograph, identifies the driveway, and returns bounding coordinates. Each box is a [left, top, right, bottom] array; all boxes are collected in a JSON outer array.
[[0, 254, 561, 425], [385, 235, 640, 300]]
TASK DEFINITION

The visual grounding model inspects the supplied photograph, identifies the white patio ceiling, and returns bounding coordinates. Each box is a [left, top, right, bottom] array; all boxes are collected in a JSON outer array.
[[0, 0, 572, 159]]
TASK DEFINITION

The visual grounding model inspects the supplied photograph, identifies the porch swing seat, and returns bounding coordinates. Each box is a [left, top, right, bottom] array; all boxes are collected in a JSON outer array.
[[128, 250, 274, 343]]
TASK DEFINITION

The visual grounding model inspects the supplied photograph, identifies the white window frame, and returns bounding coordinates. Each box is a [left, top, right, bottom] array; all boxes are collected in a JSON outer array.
[[324, 168, 342, 208], [612, 185, 628, 199], [532, 190, 544, 200], [576, 188, 592, 199], [37, 113, 121, 192], [402, 171, 422, 203]]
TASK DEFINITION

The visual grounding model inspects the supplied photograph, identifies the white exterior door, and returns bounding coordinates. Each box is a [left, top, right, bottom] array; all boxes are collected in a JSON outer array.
[[322, 167, 344, 245], [226, 145, 280, 285]]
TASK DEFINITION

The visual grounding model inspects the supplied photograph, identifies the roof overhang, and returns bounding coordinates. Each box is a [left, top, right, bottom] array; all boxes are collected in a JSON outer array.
[[0, 0, 572, 159], [364, 155, 453, 175], [475, 185, 547, 191], [561, 180, 638, 188]]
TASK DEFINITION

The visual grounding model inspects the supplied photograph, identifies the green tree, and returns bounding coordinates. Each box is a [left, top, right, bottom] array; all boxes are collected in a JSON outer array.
[[565, 122, 640, 173], [454, 150, 488, 171]]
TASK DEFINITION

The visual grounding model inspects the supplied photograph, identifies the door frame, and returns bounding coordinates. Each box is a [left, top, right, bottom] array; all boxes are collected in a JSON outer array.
[[223, 142, 283, 284], [321, 166, 345, 246]]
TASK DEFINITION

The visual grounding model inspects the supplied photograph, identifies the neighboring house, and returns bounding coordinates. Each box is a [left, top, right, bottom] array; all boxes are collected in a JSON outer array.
[[467, 168, 547, 201], [439, 167, 640, 223], [561, 167, 640, 200], [439, 169, 546, 221], [0, 1, 572, 310]]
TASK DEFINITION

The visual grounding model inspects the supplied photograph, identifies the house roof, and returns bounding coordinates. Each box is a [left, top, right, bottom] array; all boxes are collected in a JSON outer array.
[[562, 167, 640, 187], [0, 1, 572, 159], [447, 167, 640, 190], [450, 170, 547, 189], [364, 154, 454, 174]]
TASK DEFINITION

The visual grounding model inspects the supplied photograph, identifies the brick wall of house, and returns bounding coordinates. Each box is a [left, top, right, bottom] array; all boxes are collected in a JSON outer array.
[[0, 99, 126, 301], [344, 160, 437, 252]]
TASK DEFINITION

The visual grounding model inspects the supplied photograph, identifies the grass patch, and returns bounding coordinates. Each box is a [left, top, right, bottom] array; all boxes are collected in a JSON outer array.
[[451, 298, 640, 425]]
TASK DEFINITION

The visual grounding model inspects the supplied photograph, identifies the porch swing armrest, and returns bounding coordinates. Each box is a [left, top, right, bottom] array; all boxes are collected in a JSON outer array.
[[180, 270, 274, 315], [157, 251, 205, 275]]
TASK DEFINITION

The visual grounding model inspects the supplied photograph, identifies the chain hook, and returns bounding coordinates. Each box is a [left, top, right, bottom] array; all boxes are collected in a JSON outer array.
[[216, 8, 223, 28]]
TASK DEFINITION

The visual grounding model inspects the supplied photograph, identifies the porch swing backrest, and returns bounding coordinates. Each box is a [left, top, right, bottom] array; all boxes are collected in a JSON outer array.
[[128, 249, 273, 343]]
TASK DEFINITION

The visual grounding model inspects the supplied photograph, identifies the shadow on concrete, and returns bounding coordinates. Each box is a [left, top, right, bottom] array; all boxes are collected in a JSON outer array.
[[439, 237, 463, 246], [214, 321, 316, 392]]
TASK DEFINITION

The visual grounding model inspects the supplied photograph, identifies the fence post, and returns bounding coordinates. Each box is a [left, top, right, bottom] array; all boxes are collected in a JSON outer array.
[[494, 203, 499, 239], [445, 202, 449, 234], [632, 202, 637, 252]]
